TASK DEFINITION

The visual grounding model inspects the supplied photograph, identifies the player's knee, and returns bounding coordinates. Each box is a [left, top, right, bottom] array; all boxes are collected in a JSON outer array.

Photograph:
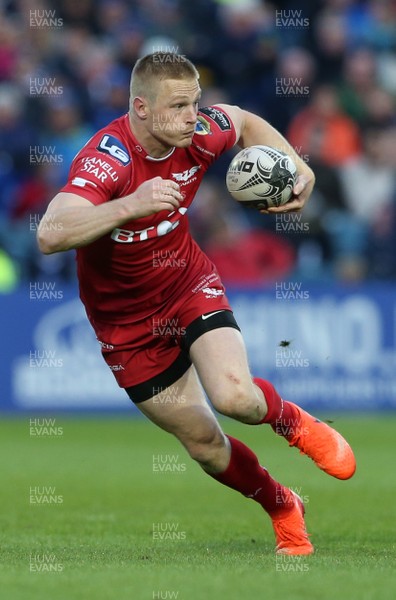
[[214, 382, 263, 423]]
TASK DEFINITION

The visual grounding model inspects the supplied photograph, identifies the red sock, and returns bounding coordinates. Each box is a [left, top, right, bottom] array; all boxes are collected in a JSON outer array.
[[209, 435, 293, 516], [253, 377, 300, 440]]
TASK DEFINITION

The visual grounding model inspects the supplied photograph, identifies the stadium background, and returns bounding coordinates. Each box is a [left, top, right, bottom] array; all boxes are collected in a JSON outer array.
[[1, 0, 396, 412], [1, 3, 396, 600]]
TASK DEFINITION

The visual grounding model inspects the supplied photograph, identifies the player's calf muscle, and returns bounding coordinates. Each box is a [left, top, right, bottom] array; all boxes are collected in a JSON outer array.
[[181, 427, 229, 472], [210, 382, 266, 424]]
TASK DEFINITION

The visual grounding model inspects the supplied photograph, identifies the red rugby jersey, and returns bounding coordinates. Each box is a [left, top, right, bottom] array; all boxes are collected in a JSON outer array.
[[60, 106, 237, 324]]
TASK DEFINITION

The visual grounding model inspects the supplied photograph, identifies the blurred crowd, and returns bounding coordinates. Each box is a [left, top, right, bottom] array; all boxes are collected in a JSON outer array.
[[0, 0, 395, 291]]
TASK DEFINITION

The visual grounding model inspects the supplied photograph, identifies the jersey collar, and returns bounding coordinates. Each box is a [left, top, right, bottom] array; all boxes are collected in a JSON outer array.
[[125, 114, 176, 161]]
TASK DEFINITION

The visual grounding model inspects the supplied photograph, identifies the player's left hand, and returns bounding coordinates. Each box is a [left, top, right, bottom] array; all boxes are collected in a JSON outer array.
[[260, 172, 315, 214]]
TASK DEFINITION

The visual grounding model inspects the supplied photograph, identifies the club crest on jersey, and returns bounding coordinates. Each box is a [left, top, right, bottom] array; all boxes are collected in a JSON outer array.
[[172, 165, 201, 184], [195, 115, 212, 136], [96, 134, 131, 166], [202, 287, 224, 298]]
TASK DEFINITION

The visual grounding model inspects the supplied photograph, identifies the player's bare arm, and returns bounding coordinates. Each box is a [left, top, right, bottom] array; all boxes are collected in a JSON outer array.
[[37, 177, 183, 254], [217, 103, 315, 213]]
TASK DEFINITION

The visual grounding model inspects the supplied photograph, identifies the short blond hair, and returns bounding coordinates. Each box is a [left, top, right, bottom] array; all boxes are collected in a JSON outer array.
[[130, 53, 199, 102]]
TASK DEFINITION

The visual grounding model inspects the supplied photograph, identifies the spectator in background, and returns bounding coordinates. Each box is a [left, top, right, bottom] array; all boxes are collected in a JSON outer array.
[[368, 124, 396, 279], [0, 0, 395, 284], [56, 0, 101, 34], [313, 5, 349, 82], [368, 199, 396, 280], [322, 123, 395, 282], [38, 96, 93, 186], [0, 14, 20, 80], [0, 83, 35, 214], [339, 123, 395, 224], [351, 0, 396, 51], [96, 0, 137, 38], [90, 66, 130, 130], [10, 162, 55, 221], [337, 47, 378, 124], [287, 83, 361, 167], [362, 86, 396, 128], [260, 47, 317, 133], [204, 0, 279, 114]]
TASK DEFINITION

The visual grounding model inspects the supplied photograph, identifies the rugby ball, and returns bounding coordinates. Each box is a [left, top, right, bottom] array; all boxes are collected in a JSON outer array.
[[226, 145, 297, 209]]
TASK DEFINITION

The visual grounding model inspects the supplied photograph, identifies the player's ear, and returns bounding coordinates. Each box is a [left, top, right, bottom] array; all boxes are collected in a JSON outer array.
[[132, 96, 149, 120]]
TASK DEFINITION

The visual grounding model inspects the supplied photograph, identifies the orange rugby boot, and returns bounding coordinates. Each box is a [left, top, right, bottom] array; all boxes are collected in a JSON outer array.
[[272, 491, 314, 556], [286, 402, 356, 480]]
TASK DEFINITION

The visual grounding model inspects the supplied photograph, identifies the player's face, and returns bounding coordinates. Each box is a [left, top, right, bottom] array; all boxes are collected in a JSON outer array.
[[147, 78, 201, 149]]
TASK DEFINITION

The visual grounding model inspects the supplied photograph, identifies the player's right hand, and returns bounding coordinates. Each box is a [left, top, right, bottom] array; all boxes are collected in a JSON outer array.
[[130, 177, 184, 218]]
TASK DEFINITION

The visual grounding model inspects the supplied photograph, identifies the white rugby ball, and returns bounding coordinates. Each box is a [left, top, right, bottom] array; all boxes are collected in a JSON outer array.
[[226, 145, 297, 209]]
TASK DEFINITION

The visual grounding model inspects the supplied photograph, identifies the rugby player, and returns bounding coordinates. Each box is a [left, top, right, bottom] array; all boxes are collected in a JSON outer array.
[[37, 53, 356, 555]]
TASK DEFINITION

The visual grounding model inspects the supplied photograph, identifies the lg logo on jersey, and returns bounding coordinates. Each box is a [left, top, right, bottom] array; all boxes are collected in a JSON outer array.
[[111, 207, 188, 243], [97, 135, 131, 166]]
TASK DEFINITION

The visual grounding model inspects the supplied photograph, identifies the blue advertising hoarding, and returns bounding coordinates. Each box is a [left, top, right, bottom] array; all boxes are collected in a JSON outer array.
[[2, 283, 396, 412], [2, 285, 128, 411], [232, 284, 396, 411]]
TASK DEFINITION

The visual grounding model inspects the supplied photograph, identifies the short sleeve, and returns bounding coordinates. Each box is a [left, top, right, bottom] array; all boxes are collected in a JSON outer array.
[[60, 132, 131, 205], [193, 106, 237, 164]]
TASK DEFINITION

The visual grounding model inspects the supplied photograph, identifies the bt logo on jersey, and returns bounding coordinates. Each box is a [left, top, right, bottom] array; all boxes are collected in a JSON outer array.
[[111, 207, 188, 243]]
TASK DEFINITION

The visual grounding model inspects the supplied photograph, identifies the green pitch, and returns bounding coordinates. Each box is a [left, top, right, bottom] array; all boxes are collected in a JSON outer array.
[[0, 414, 395, 600]]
